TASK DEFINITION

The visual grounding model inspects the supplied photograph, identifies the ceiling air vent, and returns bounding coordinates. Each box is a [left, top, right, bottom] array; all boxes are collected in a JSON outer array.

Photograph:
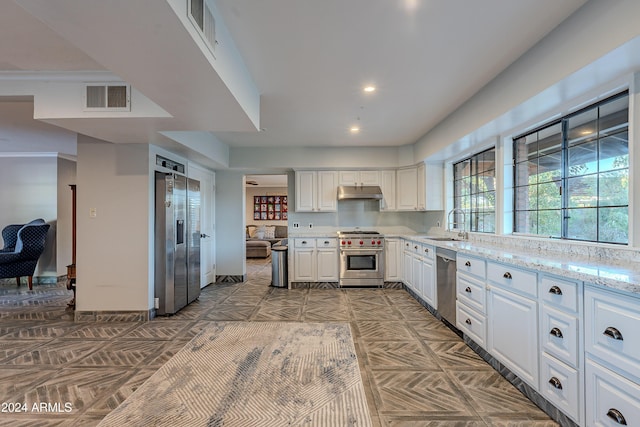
[[84, 84, 130, 111], [188, 0, 217, 57]]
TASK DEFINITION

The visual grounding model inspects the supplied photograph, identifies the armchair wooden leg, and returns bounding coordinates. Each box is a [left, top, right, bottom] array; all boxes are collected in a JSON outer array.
[[28, 276, 33, 290], [16, 277, 20, 287]]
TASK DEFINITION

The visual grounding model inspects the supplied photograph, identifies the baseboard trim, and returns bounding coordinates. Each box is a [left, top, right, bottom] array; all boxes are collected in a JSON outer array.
[[74, 310, 153, 322]]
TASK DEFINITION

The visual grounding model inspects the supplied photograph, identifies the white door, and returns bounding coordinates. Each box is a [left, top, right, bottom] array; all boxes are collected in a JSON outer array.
[[422, 258, 435, 307], [295, 171, 316, 211], [317, 248, 338, 281], [189, 165, 216, 287], [293, 249, 315, 281], [317, 171, 338, 211]]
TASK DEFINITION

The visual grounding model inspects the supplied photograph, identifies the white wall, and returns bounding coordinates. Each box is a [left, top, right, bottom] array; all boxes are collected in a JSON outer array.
[[76, 136, 151, 311], [245, 186, 288, 227], [215, 170, 246, 277], [414, 0, 640, 162]]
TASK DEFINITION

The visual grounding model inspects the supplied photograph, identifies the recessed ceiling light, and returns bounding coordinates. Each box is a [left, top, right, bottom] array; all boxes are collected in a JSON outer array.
[[363, 86, 376, 93], [350, 126, 360, 133], [580, 130, 593, 135]]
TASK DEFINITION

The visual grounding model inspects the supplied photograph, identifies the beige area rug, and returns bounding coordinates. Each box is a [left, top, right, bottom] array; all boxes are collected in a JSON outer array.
[[98, 322, 372, 426]]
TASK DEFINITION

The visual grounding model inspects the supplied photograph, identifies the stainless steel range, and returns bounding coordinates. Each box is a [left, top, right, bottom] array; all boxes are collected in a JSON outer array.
[[338, 231, 385, 287]]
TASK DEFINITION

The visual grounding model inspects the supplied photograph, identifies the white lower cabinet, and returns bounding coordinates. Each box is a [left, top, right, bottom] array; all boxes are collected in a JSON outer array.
[[488, 283, 539, 389], [292, 238, 337, 282], [457, 300, 486, 348], [402, 241, 413, 290], [421, 256, 435, 308], [585, 285, 640, 427], [586, 358, 640, 427], [541, 353, 581, 423], [384, 238, 402, 281]]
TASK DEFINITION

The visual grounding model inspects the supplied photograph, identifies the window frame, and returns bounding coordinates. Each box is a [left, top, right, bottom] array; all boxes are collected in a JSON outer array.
[[453, 147, 496, 234], [512, 91, 629, 244]]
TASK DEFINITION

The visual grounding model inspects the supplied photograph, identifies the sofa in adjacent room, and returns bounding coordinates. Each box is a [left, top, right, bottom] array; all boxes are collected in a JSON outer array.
[[245, 225, 288, 258]]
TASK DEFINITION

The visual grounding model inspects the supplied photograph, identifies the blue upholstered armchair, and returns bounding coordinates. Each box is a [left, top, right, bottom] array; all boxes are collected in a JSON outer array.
[[1, 219, 45, 253], [0, 221, 50, 290]]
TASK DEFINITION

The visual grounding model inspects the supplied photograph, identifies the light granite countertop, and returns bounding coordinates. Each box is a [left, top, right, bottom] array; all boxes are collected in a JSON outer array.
[[396, 234, 640, 296]]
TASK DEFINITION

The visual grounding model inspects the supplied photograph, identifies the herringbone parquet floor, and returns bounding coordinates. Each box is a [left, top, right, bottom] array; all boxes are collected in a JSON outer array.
[[0, 259, 557, 426]]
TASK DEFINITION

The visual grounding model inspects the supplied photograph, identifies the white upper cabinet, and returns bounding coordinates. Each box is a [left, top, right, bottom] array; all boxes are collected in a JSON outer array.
[[295, 170, 338, 212], [397, 163, 443, 211], [338, 170, 380, 186], [396, 167, 418, 210], [380, 170, 396, 211]]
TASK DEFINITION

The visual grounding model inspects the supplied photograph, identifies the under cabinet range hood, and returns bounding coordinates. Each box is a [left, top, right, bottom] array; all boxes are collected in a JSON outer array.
[[337, 185, 383, 200]]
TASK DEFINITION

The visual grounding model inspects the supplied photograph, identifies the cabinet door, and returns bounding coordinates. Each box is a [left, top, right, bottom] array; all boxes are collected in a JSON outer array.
[[488, 286, 539, 389], [295, 171, 316, 212], [422, 258, 436, 307], [380, 170, 396, 211], [359, 170, 380, 185], [317, 171, 337, 211], [384, 238, 401, 281], [417, 163, 426, 210], [316, 248, 338, 281], [293, 248, 315, 281], [338, 170, 359, 186], [412, 253, 423, 297], [396, 167, 418, 210], [403, 249, 413, 289]]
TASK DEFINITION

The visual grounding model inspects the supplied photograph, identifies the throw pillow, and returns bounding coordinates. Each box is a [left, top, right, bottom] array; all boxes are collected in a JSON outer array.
[[264, 226, 276, 239], [256, 225, 266, 239]]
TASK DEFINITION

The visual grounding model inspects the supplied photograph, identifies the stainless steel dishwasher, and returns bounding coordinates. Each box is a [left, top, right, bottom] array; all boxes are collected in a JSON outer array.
[[436, 247, 457, 326]]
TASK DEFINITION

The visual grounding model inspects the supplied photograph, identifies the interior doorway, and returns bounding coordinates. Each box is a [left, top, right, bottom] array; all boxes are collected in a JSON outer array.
[[244, 174, 288, 262]]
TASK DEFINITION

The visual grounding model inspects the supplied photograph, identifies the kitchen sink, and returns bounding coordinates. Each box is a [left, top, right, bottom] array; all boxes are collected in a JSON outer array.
[[422, 236, 457, 241]]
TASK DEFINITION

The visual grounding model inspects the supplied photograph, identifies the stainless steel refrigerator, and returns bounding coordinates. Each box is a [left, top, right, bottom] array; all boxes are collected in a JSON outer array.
[[155, 172, 201, 315]]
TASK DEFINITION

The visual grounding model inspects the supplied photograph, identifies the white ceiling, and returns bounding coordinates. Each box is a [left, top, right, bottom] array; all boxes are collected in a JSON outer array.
[[0, 0, 588, 153]]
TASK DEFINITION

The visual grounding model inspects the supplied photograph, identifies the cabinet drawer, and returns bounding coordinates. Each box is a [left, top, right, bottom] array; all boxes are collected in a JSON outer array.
[[315, 238, 337, 248], [457, 273, 486, 314], [586, 358, 640, 427], [585, 286, 640, 380], [421, 244, 435, 260], [456, 301, 486, 349], [541, 275, 579, 313], [294, 238, 316, 248], [487, 261, 537, 298], [541, 305, 579, 368], [457, 254, 486, 279], [540, 353, 581, 424]]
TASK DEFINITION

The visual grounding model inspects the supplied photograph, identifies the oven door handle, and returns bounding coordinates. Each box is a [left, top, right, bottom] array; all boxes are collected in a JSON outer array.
[[341, 249, 383, 254]]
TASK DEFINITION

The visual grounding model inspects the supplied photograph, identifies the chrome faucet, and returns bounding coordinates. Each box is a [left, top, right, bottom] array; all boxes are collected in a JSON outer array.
[[447, 208, 467, 240]]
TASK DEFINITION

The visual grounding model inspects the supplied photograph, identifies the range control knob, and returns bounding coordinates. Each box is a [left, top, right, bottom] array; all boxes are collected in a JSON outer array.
[[347, 240, 352, 245], [341, 240, 346, 245], [371, 240, 376, 245], [377, 240, 382, 245], [359, 240, 364, 245]]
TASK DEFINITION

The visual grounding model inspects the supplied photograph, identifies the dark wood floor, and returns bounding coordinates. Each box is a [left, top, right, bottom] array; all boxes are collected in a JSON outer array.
[[0, 259, 557, 426]]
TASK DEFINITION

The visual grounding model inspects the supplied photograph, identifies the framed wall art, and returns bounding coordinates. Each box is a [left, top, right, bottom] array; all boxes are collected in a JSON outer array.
[[253, 195, 287, 220]]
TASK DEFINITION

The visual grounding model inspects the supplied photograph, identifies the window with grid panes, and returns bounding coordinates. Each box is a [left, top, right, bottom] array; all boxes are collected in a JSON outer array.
[[453, 148, 496, 233], [513, 92, 629, 244]]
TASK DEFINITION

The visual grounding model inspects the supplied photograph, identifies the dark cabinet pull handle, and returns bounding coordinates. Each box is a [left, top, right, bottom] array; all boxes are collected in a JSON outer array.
[[548, 377, 563, 390], [465, 287, 472, 293], [301, 240, 307, 244], [548, 285, 563, 295], [607, 408, 627, 425], [324, 241, 329, 244], [604, 326, 624, 341], [414, 245, 418, 249], [465, 261, 471, 267], [503, 272, 512, 279], [465, 318, 472, 325], [424, 248, 429, 253], [550, 328, 563, 338]]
